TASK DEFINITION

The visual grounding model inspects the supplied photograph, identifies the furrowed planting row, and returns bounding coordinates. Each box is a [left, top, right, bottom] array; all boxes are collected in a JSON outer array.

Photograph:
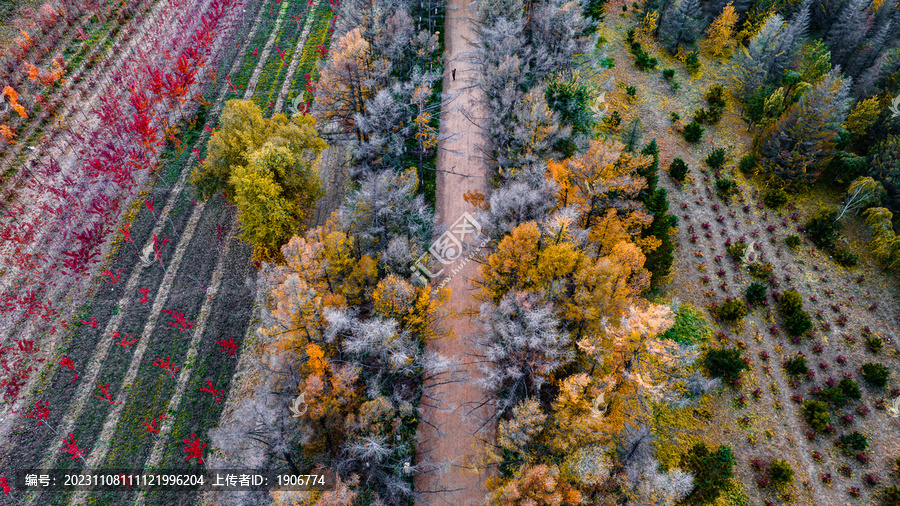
[[3, 0, 272, 494], [0, 0, 247, 415], [0, 0, 220, 342], [1, 0, 165, 173], [0, 0, 341, 503]]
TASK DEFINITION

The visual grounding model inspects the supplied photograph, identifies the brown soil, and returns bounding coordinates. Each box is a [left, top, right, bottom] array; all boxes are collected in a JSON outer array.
[[413, 0, 494, 504]]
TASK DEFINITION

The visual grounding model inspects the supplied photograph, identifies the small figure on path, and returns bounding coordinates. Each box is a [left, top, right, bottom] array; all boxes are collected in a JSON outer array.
[[451, 68, 456, 81]]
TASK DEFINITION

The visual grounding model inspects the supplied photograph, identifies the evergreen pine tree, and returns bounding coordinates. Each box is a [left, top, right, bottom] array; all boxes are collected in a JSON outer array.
[[756, 67, 852, 183], [658, 0, 706, 54], [824, 0, 870, 69], [622, 117, 643, 152], [731, 13, 785, 98]]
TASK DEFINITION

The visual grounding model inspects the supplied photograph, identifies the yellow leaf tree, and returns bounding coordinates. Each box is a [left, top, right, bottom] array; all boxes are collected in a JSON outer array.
[[191, 99, 327, 201], [313, 27, 381, 140], [703, 2, 738, 57], [842, 96, 882, 139]]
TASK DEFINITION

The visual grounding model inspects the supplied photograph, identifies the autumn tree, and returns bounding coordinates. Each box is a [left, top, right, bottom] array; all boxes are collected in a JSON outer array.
[[313, 27, 384, 139], [864, 207, 900, 268], [490, 464, 582, 505], [613, 425, 694, 504], [836, 176, 886, 220], [755, 67, 851, 184], [823, 0, 870, 72], [475, 290, 575, 415], [842, 97, 881, 141], [477, 162, 559, 240], [526, 0, 595, 80], [334, 167, 433, 262], [230, 142, 325, 260], [191, 100, 326, 200], [354, 88, 413, 174], [703, 2, 738, 57]]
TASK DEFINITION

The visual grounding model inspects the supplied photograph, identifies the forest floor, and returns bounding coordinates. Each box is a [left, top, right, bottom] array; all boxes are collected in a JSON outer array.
[[600, 6, 900, 505], [413, 0, 494, 503]]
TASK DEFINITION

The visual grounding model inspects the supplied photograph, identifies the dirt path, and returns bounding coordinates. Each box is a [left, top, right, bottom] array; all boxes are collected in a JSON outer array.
[[413, 0, 493, 504]]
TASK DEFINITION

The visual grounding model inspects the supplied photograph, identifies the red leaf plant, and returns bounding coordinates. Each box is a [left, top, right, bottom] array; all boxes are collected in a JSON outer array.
[[141, 414, 169, 434], [78, 317, 99, 328], [101, 269, 122, 283], [153, 356, 180, 378], [113, 332, 138, 351], [93, 383, 122, 405], [21, 400, 57, 434], [0, 338, 46, 401], [59, 357, 80, 382], [200, 379, 222, 403], [184, 434, 206, 464], [152, 234, 169, 268], [138, 287, 150, 305], [61, 433, 86, 462], [216, 337, 240, 356], [161, 308, 193, 332], [1, 476, 9, 495]]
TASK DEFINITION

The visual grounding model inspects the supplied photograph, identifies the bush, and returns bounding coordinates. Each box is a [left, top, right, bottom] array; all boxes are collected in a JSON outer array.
[[746, 282, 767, 306], [862, 363, 891, 388], [785, 235, 801, 249], [738, 154, 757, 174], [747, 261, 774, 279], [831, 246, 859, 267], [802, 400, 831, 432], [662, 68, 675, 80], [601, 110, 622, 131], [628, 39, 658, 70], [726, 241, 748, 262], [784, 355, 809, 377], [683, 120, 704, 143], [769, 460, 794, 486], [805, 207, 841, 248], [818, 378, 862, 408], [762, 188, 789, 208], [694, 106, 723, 124], [784, 311, 813, 337], [866, 336, 883, 354], [838, 432, 869, 454], [661, 304, 712, 344], [670, 157, 689, 182], [706, 149, 727, 170], [777, 290, 812, 337], [715, 178, 737, 200], [685, 50, 701, 74], [680, 443, 735, 504], [703, 348, 749, 383], [713, 298, 747, 323], [881, 486, 900, 505], [706, 85, 726, 109], [777, 290, 804, 314]]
